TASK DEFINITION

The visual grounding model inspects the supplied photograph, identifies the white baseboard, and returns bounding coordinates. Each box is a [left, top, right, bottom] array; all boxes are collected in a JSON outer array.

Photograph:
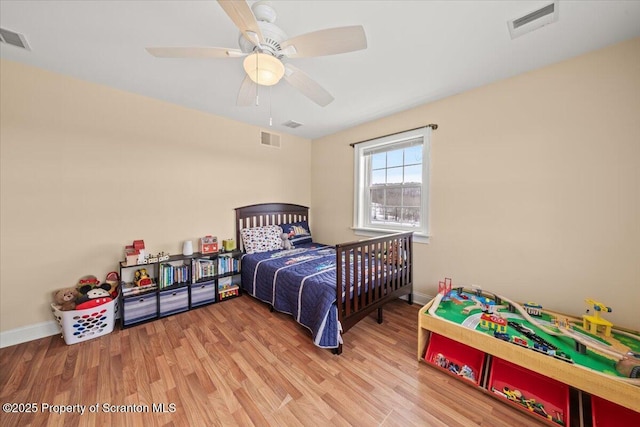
[[0, 320, 60, 349], [400, 291, 433, 306], [411, 291, 433, 306]]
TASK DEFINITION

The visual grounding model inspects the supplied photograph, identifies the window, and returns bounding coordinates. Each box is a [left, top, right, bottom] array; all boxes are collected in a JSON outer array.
[[353, 127, 431, 242]]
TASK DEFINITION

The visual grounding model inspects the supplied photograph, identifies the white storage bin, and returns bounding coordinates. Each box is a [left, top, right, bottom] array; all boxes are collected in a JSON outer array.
[[51, 298, 117, 345]]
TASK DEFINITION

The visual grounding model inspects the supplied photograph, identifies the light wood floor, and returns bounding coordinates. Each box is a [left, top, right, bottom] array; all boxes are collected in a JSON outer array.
[[1, 296, 547, 427]]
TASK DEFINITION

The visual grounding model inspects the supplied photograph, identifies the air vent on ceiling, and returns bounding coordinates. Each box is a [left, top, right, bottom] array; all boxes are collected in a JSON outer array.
[[282, 120, 303, 129], [0, 27, 30, 50], [508, 1, 559, 40], [261, 131, 281, 148]]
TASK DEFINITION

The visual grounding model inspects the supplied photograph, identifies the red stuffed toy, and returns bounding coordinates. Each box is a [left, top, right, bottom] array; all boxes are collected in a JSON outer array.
[[75, 276, 113, 310]]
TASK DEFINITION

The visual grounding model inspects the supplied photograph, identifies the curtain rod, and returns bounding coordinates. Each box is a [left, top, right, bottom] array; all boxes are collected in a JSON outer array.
[[349, 124, 438, 147]]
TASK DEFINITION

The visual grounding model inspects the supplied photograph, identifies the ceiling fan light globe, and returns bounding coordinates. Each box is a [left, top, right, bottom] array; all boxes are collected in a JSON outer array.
[[243, 53, 284, 86]]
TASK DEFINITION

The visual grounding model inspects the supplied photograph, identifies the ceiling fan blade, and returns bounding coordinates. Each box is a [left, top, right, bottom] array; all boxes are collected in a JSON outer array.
[[280, 25, 367, 58], [283, 64, 334, 107], [217, 0, 264, 46], [146, 47, 245, 58], [237, 75, 257, 106]]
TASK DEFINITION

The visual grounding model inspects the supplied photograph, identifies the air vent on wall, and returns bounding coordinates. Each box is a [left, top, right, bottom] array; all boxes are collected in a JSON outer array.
[[282, 120, 303, 129], [0, 27, 30, 50], [261, 131, 281, 148], [508, 1, 559, 39]]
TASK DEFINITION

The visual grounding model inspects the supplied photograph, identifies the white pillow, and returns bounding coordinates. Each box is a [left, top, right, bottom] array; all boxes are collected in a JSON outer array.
[[240, 225, 283, 254]]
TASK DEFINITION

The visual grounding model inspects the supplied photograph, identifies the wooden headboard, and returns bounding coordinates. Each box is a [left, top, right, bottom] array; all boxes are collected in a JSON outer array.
[[235, 203, 309, 252]]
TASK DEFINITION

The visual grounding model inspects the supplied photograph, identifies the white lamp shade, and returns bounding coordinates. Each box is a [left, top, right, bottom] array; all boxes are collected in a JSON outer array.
[[243, 53, 285, 86]]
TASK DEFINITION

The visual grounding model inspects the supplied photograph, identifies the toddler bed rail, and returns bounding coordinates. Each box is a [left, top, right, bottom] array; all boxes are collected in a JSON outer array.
[[336, 231, 413, 342]]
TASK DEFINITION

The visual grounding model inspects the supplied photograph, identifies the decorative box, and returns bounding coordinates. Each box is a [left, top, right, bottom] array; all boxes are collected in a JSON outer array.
[[222, 239, 236, 252], [124, 239, 147, 266], [200, 235, 218, 254]]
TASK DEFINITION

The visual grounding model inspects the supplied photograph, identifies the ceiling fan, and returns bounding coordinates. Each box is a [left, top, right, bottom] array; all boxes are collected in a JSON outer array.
[[146, 0, 367, 107]]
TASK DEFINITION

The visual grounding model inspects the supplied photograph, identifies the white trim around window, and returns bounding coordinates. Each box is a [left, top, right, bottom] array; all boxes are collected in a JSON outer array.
[[353, 126, 431, 244]]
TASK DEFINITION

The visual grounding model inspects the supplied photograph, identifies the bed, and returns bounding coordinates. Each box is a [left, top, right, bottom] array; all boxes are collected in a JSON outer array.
[[235, 203, 413, 354]]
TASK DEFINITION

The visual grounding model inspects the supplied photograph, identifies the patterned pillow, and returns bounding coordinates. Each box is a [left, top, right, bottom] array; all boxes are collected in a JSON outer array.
[[241, 225, 283, 254], [280, 221, 312, 246]]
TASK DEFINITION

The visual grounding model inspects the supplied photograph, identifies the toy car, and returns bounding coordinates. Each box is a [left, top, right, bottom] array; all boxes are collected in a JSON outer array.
[[494, 331, 510, 341], [553, 351, 574, 364], [512, 336, 528, 347]]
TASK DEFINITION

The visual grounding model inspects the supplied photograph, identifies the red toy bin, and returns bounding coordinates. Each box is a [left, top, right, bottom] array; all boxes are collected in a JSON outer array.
[[424, 332, 485, 386], [591, 395, 640, 427], [488, 357, 569, 426]]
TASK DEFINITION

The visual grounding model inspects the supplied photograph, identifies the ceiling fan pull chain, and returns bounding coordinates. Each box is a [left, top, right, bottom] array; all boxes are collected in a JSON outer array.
[[269, 86, 273, 126], [256, 52, 259, 86], [255, 53, 259, 106]]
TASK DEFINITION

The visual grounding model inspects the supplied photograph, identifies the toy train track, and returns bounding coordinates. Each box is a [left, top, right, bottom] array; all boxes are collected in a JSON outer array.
[[427, 289, 640, 383], [507, 321, 557, 350], [494, 329, 573, 363]]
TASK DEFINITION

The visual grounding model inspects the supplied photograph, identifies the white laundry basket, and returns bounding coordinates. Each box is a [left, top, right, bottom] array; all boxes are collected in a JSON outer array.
[[51, 297, 117, 345]]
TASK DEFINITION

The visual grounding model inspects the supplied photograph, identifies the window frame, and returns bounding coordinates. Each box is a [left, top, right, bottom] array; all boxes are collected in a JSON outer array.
[[352, 127, 431, 243]]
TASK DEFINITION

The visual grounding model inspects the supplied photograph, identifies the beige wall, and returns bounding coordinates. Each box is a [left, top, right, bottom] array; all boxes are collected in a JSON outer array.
[[0, 60, 311, 332], [2, 37, 639, 336], [312, 37, 640, 329]]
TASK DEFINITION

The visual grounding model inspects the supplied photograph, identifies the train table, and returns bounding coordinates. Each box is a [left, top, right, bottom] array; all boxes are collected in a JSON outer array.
[[417, 282, 640, 427]]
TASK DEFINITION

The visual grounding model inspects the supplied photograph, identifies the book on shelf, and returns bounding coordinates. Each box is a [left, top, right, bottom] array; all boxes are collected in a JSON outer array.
[[159, 262, 190, 288], [193, 258, 217, 282], [218, 254, 239, 275]]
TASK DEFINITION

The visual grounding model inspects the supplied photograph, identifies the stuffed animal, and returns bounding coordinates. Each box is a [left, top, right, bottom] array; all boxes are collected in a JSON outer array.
[[75, 283, 113, 310], [281, 233, 293, 250], [104, 271, 120, 297], [53, 287, 79, 311], [73, 274, 115, 309], [76, 275, 100, 291], [385, 242, 402, 266]]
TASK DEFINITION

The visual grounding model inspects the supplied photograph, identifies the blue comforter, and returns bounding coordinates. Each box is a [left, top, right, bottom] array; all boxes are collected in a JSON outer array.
[[241, 244, 341, 348]]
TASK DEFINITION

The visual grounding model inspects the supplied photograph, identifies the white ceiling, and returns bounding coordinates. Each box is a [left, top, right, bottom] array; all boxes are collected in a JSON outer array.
[[1, 1, 639, 140]]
